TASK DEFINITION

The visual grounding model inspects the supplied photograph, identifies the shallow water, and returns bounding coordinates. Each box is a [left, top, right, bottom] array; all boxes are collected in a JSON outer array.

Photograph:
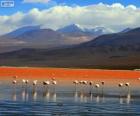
[[0, 82, 140, 116]]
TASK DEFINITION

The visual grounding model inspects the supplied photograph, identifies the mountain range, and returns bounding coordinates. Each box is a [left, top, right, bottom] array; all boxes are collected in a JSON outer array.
[[0, 24, 110, 53], [0, 26, 139, 69], [57, 24, 112, 36]]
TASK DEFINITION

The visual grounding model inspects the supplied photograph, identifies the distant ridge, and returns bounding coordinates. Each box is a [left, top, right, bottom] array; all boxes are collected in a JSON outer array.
[[3, 25, 41, 38], [57, 24, 112, 36]]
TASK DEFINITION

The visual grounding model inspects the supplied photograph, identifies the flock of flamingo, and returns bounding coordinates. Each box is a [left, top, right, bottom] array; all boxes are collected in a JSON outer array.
[[11, 75, 134, 97], [12, 76, 57, 91], [8, 76, 140, 104]]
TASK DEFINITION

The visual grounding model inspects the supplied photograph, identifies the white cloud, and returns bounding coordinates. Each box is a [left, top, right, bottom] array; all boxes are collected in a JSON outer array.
[[0, 3, 140, 35], [23, 0, 50, 4]]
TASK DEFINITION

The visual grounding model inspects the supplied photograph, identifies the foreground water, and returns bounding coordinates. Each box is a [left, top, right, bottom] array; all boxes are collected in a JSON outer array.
[[0, 82, 140, 116]]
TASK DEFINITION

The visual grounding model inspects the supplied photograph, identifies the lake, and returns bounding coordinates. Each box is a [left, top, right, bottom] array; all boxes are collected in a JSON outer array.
[[0, 67, 140, 115], [0, 81, 140, 116]]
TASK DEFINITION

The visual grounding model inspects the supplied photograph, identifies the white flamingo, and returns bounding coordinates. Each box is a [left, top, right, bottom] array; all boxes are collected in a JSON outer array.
[[22, 79, 26, 88], [83, 81, 88, 85], [95, 84, 100, 95], [12, 76, 17, 82], [43, 81, 50, 91], [118, 83, 123, 97], [33, 80, 37, 90], [73, 80, 79, 92], [79, 80, 84, 93], [52, 80, 57, 92], [101, 81, 105, 95], [24, 80, 29, 91], [12, 80, 17, 85], [12, 76, 17, 87], [125, 82, 130, 95], [33, 80, 38, 86], [25, 80, 29, 85], [82, 81, 88, 93], [89, 81, 93, 94]]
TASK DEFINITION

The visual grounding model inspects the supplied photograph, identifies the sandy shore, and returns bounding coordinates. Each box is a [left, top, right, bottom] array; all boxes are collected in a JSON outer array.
[[0, 67, 140, 87]]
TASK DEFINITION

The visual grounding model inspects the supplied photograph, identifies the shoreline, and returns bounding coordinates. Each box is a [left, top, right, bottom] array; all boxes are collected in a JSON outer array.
[[0, 66, 139, 87], [0, 66, 140, 78], [0, 66, 139, 71]]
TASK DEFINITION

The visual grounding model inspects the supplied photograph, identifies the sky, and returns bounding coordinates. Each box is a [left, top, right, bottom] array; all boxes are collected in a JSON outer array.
[[0, 0, 140, 35]]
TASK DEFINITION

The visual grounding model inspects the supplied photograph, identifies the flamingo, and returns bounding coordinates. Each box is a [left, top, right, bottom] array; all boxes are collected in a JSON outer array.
[[95, 84, 100, 95], [83, 81, 88, 85], [43, 81, 50, 85], [79, 80, 83, 84], [82, 81, 88, 93], [32, 80, 38, 101], [125, 83, 131, 104], [24, 80, 29, 91], [73, 80, 79, 92], [22, 79, 26, 88], [52, 80, 57, 92], [101, 81, 105, 95], [89, 81, 93, 94], [12, 76, 17, 89], [125, 82, 130, 95], [33, 80, 38, 86], [12, 80, 17, 85], [43, 81, 50, 88], [12, 76, 17, 84], [79, 80, 84, 93], [118, 83, 123, 97], [25, 80, 29, 85], [32, 80, 37, 91]]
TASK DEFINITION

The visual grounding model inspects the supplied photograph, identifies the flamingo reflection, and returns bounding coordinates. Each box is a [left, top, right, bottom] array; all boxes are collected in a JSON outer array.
[[52, 92, 57, 102], [74, 91, 78, 102], [12, 91, 17, 101], [43, 89, 50, 101]]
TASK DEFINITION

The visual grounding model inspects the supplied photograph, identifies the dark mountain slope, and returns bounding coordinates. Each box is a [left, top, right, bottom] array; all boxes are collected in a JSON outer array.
[[0, 27, 140, 69]]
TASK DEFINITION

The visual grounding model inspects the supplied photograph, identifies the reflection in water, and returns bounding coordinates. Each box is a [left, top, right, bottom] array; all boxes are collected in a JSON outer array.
[[12, 92, 17, 101], [0, 82, 139, 116], [43, 90, 50, 102], [25, 90, 29, 101], [119, 97, 124, 104], [102, 96, 105, 103], [52, 93, 56, 102], [80, 92, 84, 102], [83, 95, 87, 103], [96, 95, 100, 103], [126, 94, 131, 104], [74, 85, 76, 92], [32, 85, 37, 101], [32, 91, 37, 101], [12, 87, 17, 101], [74, 91, 78, 102], [119, 86, 124, 97], [21, 89, 26, 101], [21, 88, 29, 101], [90, 93, 93, 101], [8, 83, 134, 105]]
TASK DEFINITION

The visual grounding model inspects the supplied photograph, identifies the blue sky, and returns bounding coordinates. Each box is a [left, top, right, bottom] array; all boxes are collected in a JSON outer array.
[[0, 0, 140, 35], [0, 0, 140, 15]]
